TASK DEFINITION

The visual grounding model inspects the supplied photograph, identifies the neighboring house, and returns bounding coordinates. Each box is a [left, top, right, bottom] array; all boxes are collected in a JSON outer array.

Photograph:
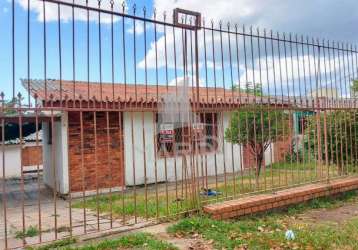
[[1, 130, 43, 178], [23, 79, 288, 195], [309, 87, 339, 99], [293, 87, 340, 136]]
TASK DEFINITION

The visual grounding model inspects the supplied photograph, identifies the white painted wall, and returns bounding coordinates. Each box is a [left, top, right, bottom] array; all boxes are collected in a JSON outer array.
[[42, 112, 69, 194], [0, 145, 22, 178], [0, 142, 43, 179], [264, 143, 275, 166], [123, 111, 246, 185]]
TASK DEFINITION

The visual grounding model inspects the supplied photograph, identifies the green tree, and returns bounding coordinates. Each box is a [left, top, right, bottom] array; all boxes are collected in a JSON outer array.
[[304, 111, 358, 174], [232, 83, 263, 96], [1, 96, 23, 115], [351, 79, 358, 95], [225, 106, 289, 177]]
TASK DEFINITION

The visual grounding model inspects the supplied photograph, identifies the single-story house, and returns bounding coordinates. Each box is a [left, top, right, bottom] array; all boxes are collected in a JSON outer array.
[[23, 79, 289, 195]]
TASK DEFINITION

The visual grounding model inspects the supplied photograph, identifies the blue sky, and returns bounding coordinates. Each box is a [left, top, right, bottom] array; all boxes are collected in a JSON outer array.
[[1, 0, 358, 102]]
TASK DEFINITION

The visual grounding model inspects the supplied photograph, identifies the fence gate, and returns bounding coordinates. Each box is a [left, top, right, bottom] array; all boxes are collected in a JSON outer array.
[[1, 0, 358, 248]]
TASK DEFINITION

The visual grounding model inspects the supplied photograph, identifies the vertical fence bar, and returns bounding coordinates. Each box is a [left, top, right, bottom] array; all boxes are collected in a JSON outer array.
[[172, 17, 180, 214], [271, 31, 280, 188], [118, 106, 125, 225], [211, 21, 219, 199], [257, 27, 266, 191], [65, 97, 73, 238], [106, 103, 113, 228], [322, 42, 330, 182], [131, 4, 138, 222], [12, 0, 15, 100], [1, 93, 7, 249], [18, 96, 26, 246], [27, 0, 31, 106], [163, 12, 170, 217], [79, 98, 87, 233], [263, 30, 274, 190], [142, 7, 149, 220], [51, 99, 58, 240], [93, 107, 100, 231], [219, 22, 228, 197], [121, 2, 127, 225], [153, 8, 160, 221], [234, 25, 245, 193], [34, 96, 42, 243], [249, 26, 259, 190], [227, 23, 237, 197], [106, 3, 114, 226]]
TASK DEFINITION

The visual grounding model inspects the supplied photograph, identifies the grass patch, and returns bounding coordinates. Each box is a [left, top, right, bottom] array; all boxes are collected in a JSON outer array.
[[27, 233, 176, 250], [15, 225, 39, 239], [72, 162, 347, 219], [26, 238, 76, 250], [69, 233, 177, 250], [72, 192, 195, 219], [169, 216, 358, 250], [168, 191, 358, 250], [285, 190, 358, 215]]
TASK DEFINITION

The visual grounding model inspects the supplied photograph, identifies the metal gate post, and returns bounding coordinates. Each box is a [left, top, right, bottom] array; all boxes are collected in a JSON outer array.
[[173, 8, 202, 211]]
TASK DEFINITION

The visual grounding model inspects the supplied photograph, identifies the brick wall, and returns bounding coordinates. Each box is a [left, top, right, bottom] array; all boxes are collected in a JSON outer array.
[[242, 145, 265, 169], [68, 111, 124, 192], [242, 136, 292, 169], [22, 145, 42, 167], [204, 177, 358, 220], [273, 136, 291, 162]]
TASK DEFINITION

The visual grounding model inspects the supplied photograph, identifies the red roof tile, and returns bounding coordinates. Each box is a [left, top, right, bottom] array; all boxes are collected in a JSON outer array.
[[22, 79, 257, 105]]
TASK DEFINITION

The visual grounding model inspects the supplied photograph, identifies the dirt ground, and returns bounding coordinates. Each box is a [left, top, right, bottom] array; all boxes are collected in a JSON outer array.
[[297, 202, 358, 225], [139, 223, 214, 250]]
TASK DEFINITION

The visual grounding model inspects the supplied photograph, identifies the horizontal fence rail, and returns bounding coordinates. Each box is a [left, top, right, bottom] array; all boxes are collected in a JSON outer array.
[[0, 0, 358, 249]]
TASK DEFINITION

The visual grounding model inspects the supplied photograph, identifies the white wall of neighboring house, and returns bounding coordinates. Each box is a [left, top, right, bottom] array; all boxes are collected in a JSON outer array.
[[0, 144, 22, 178], [310, 88, 339, 98], [42, 112, 69, 194], [0, 142, 42, 178], [264, 143, 275, 166]]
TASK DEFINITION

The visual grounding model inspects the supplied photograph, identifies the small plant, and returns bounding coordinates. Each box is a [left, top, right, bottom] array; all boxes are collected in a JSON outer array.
[[284, 136, 312, 163], [25, 238, 76, 250], [15, 225, 39, 239]]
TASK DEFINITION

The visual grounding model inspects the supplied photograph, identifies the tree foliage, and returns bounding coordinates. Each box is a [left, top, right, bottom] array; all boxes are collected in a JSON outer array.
[[304, 111, 358, 173], [351, 79, 358, 95], [225, 106, 289, 176]]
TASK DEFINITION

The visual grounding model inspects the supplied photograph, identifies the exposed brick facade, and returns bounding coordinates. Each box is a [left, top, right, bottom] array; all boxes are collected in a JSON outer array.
[[242, 137, 292, 169], [203, 177, 358, 220], [68, 111, 124, 192], [22, 146, 42, 167], [242, 145, 265, 169], [273, 136, 291, 162]]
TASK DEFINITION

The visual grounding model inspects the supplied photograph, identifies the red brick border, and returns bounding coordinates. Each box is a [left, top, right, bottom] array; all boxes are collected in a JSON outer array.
[[203, 177, 358, 220]]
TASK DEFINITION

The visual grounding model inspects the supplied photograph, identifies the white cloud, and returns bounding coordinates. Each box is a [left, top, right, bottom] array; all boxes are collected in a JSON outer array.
[[15, 0, 123, 24], [239, 54, 354, 96], [139, 0, 358, 97], [169, 75, 205, 87], [140, 0, 358, 66], [126, 21, 145, 35]]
